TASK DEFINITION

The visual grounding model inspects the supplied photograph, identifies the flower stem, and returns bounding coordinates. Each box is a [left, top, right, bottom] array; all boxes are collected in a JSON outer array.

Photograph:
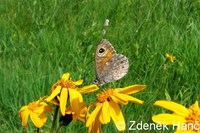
[[37, 128, 40, 133], [50, 105, 59, 133], [56, 124, 62, 133]]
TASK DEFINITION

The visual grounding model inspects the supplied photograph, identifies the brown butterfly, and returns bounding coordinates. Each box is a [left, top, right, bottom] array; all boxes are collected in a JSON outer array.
[[94, 39, 129, 85]]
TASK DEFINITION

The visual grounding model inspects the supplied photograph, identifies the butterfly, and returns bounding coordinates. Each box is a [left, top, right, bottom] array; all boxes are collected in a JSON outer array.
[[94, 39, 129, 85]]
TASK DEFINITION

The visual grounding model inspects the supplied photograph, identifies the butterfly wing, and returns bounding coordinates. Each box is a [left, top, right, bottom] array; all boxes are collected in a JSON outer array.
[[94, 39, 129, 85], [95, 39, 116, 83], [98, 54, 129, 85]]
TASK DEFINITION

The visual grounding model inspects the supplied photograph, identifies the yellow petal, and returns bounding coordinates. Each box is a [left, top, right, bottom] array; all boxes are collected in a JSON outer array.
[[88, 113, 102, 133], [79, 103, 89, 123], [35, 103, 52, 113], [154, 100, 190, 117], [39, 113, 47, 124], [119, 85, 146, 94], [33, 102, 48, 114], [166, 53, 170, 57], [93, 116, 102, 133], [60, 88, 68, 116], [86, 103, 103, 127], [45, 85, 62, 102], [66, 108, 73, 115], [34, 106, 45, 114], [44, 105, 52, 112], [79, 102, 87, 110], [99, 101, 110, 124], [40, 96, 48, 100], [120, 94, 144, 104], [77, 102, 87, 120], [19, 109, 30, 127], [69, 89, 83, 104], [152, 114, 187, 125], [69, 90, 83, 121], [109, 100, 125, 131], [78, 84, 99, 94], [62, 73, 70, 80], [30, 112, 46, 128], [111, 92, 128, 105], [73, 80, 83, 86], [71, 98, 80, 115], [188, 101, 199, 111], [48, 99, 59, 105], [39, 102, 48, 106], [18, 106, 29, 115]]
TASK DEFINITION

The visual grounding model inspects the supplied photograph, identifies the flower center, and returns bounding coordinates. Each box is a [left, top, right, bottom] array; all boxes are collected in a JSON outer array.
[[185, 109, 200, 131], [61, 80, 76, 88], [65, 107, 74, 115], [51, 79, 77, 93], [97, 89, 114, 103], [28, 101, 39, 111]]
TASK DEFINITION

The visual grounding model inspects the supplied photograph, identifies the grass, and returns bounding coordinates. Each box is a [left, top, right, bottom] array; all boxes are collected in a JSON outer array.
[[0, 0, 200, 132]]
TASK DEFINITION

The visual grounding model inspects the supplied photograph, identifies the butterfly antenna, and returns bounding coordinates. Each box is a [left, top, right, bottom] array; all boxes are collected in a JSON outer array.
[[102, 19, 110, 36]]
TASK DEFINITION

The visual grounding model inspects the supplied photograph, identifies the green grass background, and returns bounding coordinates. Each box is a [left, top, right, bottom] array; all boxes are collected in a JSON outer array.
[[0, 0, 200, 132]]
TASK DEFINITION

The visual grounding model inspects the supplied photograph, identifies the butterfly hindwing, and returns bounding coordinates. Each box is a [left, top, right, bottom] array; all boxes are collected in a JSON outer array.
[[99, 54, 129, 84]]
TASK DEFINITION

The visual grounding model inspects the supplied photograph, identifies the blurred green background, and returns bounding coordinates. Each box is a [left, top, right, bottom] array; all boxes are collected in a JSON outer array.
[[0, 0, 200, 132]]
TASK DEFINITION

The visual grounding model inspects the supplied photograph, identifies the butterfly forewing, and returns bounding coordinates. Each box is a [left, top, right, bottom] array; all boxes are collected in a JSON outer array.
[[95, 39, 116, 78]]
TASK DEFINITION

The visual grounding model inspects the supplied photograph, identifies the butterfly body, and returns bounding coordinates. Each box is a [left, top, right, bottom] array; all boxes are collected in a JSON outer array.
[[94, 39, 129, 85]]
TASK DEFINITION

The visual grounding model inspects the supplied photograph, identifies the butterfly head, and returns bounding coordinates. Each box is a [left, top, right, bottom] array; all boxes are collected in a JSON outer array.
[[93, 78, 105, 86], [93, 78, 99, 84]]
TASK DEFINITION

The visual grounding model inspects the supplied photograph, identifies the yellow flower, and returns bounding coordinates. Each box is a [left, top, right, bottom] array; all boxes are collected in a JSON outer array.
[[45, 73, 99, 116], [152, 100, 200, 132], [79, 105, 90, 123], [166, 53, 176, 62], [86, 85, 146, 132], [18, 97, 52, 128], [59, 102, 87, 127], [65, 102, 87, 122]]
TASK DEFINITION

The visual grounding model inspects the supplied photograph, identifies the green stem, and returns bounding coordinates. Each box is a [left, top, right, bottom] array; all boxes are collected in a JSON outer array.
[[50, 105, 59, 133], [56, 124, 62, 133], [36, 128, 40, 133]]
